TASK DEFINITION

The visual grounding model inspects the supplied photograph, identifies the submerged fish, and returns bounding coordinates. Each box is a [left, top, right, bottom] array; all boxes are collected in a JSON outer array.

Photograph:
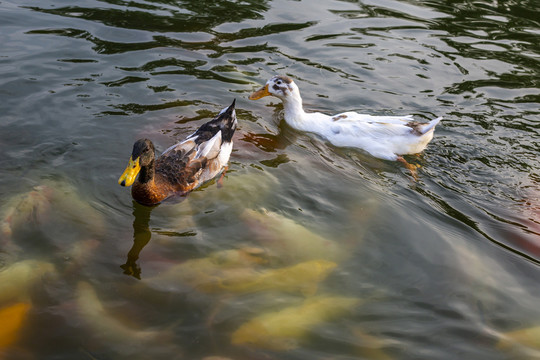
[[214, 259, 337, 296], [145, 246, 335, 296], [49, 180, 106, 237], [351, 327, 395, 360], [143, 247, 269, 292], [0, 259, 56, 304], [496, 325, 540, 351], [77, 281, 161, 343], [1, 181, 106, 254], [1, 185, 53, 238], [189, 170, 279, 211], [207, 247, 269, 268], [231, 295, 361, 350], [62, 238, 101, 275], [241, 209, 347, 265], [76, 281, 176, 353], [0, 302, 31, 349]]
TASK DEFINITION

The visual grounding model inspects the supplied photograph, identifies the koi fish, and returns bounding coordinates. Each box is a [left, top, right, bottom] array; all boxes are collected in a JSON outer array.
[[0, 259, 56, 304], [76, 281, 180, 358], [213, 259, 337, 296], [143, 247, 268, 292], [497, 325, 540, 351], [0, 302, 31, 349], [231, 295, 361, 350], [241, 209, 347, 264], [1, 185, 53, 238]]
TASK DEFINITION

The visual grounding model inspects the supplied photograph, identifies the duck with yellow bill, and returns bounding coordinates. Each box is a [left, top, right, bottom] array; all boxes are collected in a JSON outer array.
[[118, 100, 237, 206]]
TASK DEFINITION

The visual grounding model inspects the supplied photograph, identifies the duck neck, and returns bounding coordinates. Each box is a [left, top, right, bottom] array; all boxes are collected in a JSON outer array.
[[282, 92, 307, 129], [137, 159, 155, 184]]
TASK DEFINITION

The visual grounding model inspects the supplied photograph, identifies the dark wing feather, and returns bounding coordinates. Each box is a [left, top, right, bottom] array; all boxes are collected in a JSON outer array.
[[156, 139, 198, 185], [156, 154, 207, 187], [189, 99, 237, 144], [154, 99, 236, 189]]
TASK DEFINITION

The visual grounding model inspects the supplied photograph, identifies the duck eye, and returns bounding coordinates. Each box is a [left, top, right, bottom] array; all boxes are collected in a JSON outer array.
[[276, 80, 282, 85]]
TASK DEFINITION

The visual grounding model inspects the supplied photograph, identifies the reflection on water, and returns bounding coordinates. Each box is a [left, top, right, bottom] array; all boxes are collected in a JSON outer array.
[[25, 0, 271, 33], [1, 0, 539, 358], [120, 201, 154, 280]]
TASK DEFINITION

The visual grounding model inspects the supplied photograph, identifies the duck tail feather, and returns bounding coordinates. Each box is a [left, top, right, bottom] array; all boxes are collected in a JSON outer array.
[[419, 117, 442, 134], [215, 99, 237, 142], [191, 99, 237, 143]]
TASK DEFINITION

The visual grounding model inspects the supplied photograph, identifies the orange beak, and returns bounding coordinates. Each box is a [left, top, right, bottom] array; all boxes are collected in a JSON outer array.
[[249, 84, 271, 100]]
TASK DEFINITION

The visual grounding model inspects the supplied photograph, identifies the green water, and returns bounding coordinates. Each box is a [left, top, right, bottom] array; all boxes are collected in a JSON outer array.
[[0, 0, 539, 359]]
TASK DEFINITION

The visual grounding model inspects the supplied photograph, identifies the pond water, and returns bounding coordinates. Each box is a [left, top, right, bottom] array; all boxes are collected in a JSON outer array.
[[0, 0, 539, 359]]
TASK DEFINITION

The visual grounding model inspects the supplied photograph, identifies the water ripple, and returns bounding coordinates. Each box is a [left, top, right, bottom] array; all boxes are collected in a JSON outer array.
[[2, 0, 540, 358]]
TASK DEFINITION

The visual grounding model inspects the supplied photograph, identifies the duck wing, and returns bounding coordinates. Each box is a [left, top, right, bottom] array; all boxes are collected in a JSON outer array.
[[160, 99, 237, 160], [156, 138, 205, 187], [330, 112, 413, 124], [156, 100, 237, 186], [331, 113, 441, 137], [187, 99, 237, 144]]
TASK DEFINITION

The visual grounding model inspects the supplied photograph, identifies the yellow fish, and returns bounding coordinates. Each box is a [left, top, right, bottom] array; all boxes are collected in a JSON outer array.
[[214, 259, 337, 296], [496, 325, 540, 351], [143, 247, 268, 291], [1, 181, 106, 241], [0, 302, 31, 349], [76, 282, 169, 345], [188, 170, 279, 211], [351, 327, 394, 360], [76, 281, 186, 357], [1, 185, 53, 237], [241, 209, 347, 264], [231, 295, 361, 350], [0, 260, 56, 305], [48, 180, 106, 237], [207, 247, 269, 268]]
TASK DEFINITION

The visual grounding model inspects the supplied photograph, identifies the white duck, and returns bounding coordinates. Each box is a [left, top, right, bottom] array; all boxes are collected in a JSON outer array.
[[249, 75, 441, 177]]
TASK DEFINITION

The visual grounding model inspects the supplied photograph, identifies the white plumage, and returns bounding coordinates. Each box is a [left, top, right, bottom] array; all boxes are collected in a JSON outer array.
[[249, 75, 442, 176]]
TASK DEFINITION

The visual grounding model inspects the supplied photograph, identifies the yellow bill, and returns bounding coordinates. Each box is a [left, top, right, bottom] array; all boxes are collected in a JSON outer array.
[[249, 84, 271, 100], [118, 156, 141, 187]]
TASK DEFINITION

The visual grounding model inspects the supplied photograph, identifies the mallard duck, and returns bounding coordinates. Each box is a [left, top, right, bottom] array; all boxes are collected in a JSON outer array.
[[118, 100, 237, 205], [249, 75, 441, 175]]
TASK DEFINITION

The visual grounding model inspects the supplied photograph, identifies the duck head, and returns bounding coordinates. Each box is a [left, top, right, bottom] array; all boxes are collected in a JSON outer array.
[[118, 139, 155, 187], [249, 75, 299, 101]]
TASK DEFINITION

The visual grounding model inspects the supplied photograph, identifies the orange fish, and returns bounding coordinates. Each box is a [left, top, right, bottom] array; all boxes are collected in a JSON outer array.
[[0, 302, 31, 349]]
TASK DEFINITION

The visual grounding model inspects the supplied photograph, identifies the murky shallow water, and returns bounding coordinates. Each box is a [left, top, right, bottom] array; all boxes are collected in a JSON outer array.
[[1, 0, 539, 359]]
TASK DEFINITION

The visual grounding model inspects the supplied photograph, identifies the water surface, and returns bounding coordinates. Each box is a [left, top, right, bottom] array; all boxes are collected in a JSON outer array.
[[0, 0, 539, 359]]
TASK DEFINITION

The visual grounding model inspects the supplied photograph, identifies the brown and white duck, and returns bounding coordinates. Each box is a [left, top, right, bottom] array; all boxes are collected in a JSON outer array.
[[118, 100, 237, 205]]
